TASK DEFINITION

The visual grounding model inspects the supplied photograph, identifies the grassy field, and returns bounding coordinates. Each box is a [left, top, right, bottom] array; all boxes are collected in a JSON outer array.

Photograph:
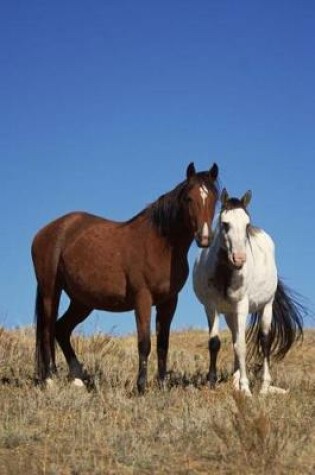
[[0, 326, 314, 474]]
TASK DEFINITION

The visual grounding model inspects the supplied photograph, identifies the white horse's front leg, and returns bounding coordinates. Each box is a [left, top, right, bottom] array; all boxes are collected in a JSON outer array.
[[233, 300, 251, 396], [205, 305, 220, 388], [225, 314, 240, 391]]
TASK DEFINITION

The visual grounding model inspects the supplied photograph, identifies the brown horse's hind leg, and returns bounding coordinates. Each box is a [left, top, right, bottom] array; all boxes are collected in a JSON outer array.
[[35, 286, 61, 383], [55, 301, 92, 385], [156, 296, 178, 389], [135, 289, 152, 394]]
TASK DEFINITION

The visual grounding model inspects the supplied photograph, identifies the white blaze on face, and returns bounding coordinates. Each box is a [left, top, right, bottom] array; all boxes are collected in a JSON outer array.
[[199, 186, 210, 241], [221, 208, 250, 254], [200, 185, 208, 205], [201, 222, 209, 240]]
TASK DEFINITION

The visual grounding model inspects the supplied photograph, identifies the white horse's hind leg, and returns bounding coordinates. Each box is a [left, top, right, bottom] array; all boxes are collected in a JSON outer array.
[[259, 302, 273, 395], [259, 302, 289, 396], [205, 305, 220, 387]]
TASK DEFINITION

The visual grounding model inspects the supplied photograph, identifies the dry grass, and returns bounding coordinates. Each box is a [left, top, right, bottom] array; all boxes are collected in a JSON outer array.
[[0, 326, 314, 474]]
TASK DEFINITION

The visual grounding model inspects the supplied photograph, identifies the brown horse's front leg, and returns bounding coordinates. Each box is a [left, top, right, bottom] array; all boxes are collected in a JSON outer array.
[[135, 289, 152, 394], [156, 296, 178, 389]]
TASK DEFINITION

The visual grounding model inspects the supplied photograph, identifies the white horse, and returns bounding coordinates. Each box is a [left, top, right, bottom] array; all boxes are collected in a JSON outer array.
[[193, 189, 303, 396]]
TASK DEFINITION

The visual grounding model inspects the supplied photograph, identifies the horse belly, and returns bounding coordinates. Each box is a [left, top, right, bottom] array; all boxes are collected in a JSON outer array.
[[247, 269, 277, 312], [247, 278, 277, 313], [61, 248, 132, 311], [149, 260, 188, 305], [150, 280, 174, 304]]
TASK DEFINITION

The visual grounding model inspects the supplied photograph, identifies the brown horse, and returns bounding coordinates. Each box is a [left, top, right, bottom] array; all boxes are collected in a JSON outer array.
[[32, 162, 219, 392]]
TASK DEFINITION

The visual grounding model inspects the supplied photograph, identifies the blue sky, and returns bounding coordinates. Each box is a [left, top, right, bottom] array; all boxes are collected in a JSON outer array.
[[1, 1, 314, 335]]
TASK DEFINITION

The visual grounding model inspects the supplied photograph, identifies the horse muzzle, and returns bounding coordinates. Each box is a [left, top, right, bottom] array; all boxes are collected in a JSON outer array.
[[195, 227, 213, 248], [196, 236, 210, 248], [231, 251, 246, 269]]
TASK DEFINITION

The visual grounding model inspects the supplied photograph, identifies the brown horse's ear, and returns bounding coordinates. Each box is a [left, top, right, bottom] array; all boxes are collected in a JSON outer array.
[[241, 190, 252, 208], [220, 188, 229, 207], [186, 162, 196, 179], [209, 163, 218, 180]]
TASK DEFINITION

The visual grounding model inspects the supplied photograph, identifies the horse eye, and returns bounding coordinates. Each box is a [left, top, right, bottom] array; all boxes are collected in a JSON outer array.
[[222, 222, 230, 232], [185, 196, 193, 204]]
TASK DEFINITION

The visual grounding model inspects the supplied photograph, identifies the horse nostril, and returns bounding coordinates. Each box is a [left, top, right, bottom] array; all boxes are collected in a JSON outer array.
[[195, 232, 210, 248], [232, 252, 246, 264]]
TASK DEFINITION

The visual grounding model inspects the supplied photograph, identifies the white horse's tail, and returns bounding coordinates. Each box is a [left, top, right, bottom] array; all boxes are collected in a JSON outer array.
[[246, 279, 304, 362]]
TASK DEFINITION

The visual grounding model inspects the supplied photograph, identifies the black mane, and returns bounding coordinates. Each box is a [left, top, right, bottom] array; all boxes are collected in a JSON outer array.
[[146, 172, 218, 237], [222, 197, 248, 212]]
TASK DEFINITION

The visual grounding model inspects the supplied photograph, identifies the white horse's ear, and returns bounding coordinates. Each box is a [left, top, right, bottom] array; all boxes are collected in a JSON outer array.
[[220, 188, 229, 207], [186, 162, 196, 179], [241, 190, 252, 208]]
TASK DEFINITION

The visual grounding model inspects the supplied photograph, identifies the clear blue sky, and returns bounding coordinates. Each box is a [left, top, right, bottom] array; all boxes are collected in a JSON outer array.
[[1, 1, 314, 335]]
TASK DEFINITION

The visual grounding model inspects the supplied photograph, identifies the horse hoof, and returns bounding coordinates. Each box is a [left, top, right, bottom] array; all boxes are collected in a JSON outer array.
[[72, 378, 85, 388], [158, 379, 168, 391], [45, 377, 54, 388], [260, 385, 289, 395], [242, 390, 252, 398], [237, 387, 252, 397], [137, 385, 146, 395]]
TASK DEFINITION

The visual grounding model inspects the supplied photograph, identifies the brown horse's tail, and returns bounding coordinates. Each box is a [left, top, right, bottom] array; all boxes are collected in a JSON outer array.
[[246, 279, 304, 362], [34, 285, 47, 380], [32, 215, 72, 380]]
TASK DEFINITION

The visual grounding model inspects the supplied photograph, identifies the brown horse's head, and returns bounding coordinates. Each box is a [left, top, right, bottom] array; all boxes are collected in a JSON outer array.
[[147, 162, 218, 247], [183, 162, 219, 247]]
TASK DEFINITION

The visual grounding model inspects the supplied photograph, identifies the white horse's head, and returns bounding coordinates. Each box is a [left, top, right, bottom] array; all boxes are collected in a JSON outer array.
[[219, 189, 252, 269]]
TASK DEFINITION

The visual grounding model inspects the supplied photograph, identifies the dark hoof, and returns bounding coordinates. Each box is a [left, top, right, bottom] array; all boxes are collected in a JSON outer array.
[[137, 385, 146, 395], [207, 373, 217, 390], [137, 377, 146, 395], [83, 374, 96, 392], [157, 378, 168, 391]]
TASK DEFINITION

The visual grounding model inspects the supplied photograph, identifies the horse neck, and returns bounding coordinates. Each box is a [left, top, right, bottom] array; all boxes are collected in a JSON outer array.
[[165, 221, 194, 254], [211, 232, 248, 297], [146, 201, 195, 254]]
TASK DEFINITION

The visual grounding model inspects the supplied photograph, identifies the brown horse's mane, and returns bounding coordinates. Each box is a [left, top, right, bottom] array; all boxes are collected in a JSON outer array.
[[127, 172, 218, 238]]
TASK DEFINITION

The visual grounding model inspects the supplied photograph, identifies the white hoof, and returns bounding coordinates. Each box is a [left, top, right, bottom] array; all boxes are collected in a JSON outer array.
[[260, 385, 289, 395], [241, 387, 252, 397], [72, 378, 85, 388], [239, 378, 252, 397], [232, 372, 240, 391], [45, 377, 54, 387], [233, 386, 252, 397]]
